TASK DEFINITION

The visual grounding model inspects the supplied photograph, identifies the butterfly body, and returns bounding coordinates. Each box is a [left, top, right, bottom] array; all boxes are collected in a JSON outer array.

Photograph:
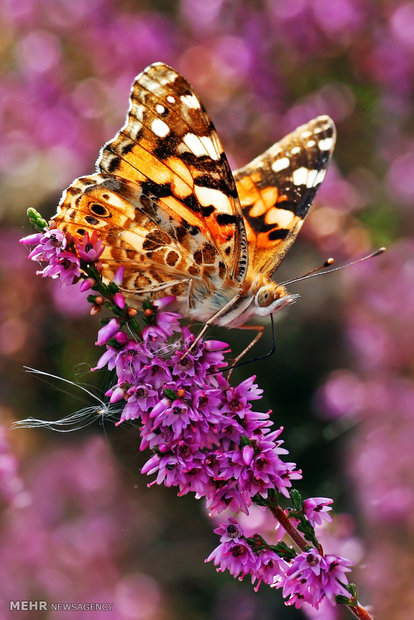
[[53, 62, 335, 333]]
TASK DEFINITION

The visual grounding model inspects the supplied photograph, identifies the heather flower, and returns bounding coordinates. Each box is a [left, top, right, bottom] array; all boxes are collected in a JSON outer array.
[[19, 232, 44, 247], [207, 520, 288, 590], [26, 228, 67, 261], [277, 549, 352, 609], [206, 520, 258, 579], [303, 497, 334, 528], [88, 299, 304, 516], [79, 276, 96, 292], [321, 554, 354, 602], [95, 318, 121, 346], [75, 230, 104, 262], [252, 549, 288, 591], [37, 251, 81, 285]]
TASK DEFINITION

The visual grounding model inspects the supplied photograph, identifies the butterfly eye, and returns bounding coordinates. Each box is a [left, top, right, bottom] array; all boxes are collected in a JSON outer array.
[[255, 286, 274, 308], [88, 202, 111, 218]]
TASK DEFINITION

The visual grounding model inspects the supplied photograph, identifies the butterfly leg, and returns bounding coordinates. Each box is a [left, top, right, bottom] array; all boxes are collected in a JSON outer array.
[[227, 324, 264, 380], [181, 294, 241, 359]]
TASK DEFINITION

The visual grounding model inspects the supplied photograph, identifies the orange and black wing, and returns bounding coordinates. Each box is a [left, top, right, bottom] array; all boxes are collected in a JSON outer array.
[[233, 116, 336, 277], [96, 62, 248, 283]]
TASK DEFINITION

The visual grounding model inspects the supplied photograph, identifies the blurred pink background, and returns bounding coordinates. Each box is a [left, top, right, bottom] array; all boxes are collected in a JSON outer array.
[[1, 1, 414, 619]]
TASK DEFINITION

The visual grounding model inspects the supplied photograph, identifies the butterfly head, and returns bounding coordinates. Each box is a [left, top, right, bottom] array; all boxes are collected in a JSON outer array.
[[252, 279, 299, 318]]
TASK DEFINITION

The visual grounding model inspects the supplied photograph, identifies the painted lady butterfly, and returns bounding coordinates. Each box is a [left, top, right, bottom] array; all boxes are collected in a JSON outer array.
[[53, 62, 335, 351]]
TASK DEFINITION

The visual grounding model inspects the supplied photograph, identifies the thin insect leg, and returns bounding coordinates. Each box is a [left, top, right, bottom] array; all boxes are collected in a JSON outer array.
[[227, 324, 264, 380], [233, 314, 276, 370], [181, 294, 240, 359], [208, 315, 276, 377]]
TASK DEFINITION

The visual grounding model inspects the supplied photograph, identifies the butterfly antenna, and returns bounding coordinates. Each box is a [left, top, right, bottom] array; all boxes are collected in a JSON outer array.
[[280, 247, 386, 287]]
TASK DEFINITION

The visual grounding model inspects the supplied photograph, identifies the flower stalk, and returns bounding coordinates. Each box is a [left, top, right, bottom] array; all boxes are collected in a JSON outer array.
[[20, 215, 374, 618]]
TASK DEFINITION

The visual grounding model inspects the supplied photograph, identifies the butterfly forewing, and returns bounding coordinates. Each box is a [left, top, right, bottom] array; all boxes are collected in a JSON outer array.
[[96, 62, 248, 283], [233, 115, 336, 277]]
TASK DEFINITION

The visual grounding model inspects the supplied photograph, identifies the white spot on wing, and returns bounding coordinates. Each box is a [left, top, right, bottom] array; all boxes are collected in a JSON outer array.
[[291, 146, 301, 154], [306, 169, 319, 187], [292, 167, 309, 186], [306, 140, 316, 147], [167, 95, 175, 103], [314, 169, 327, 185], [265, 207, 295, 227], [181, 94, 200, 109], [293, 167, 324, 187], [183, 133, 205, 157], [151, 118, 170, 138], [200, 135, 220, 160], [155, 103, 166, 114], [318, 137, 334, 151], [272, 157, 290, 172], [183, 133, 220, 160], [194, 185, 232, 213]]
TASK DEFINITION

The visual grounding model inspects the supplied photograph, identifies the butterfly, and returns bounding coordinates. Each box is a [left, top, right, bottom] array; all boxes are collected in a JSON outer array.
[[53, 62, 335, 356]]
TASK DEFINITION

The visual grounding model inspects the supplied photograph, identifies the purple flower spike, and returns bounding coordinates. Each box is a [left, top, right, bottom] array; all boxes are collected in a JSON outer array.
[[95, 318, 121, 346]]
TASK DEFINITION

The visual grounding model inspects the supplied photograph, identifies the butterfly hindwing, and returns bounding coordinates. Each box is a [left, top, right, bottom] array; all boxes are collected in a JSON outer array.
[[54, 173, 237, 306], [97, 62, 248, 283], [233, 116, 336, 276]]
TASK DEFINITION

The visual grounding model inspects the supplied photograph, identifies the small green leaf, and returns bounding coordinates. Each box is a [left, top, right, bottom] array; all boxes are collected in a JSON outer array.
[[290, 489, 302, 510], [108, 282, 119, 294], [27, 208, 48, 232], [128, 318, 140, 333], [164, 388, 179, 401], [239, 435, 252, 447], [269, 541, 296, 560], [297, 520, 318, 547], [346, 583, 358, 598], [335, 595, 353, 605]]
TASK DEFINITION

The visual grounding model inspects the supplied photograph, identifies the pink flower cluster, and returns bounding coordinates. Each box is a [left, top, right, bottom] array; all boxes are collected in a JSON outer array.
[[207, 520, 352, 609], [95, 299, 301, 515], [21, 227, 81, 285]]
